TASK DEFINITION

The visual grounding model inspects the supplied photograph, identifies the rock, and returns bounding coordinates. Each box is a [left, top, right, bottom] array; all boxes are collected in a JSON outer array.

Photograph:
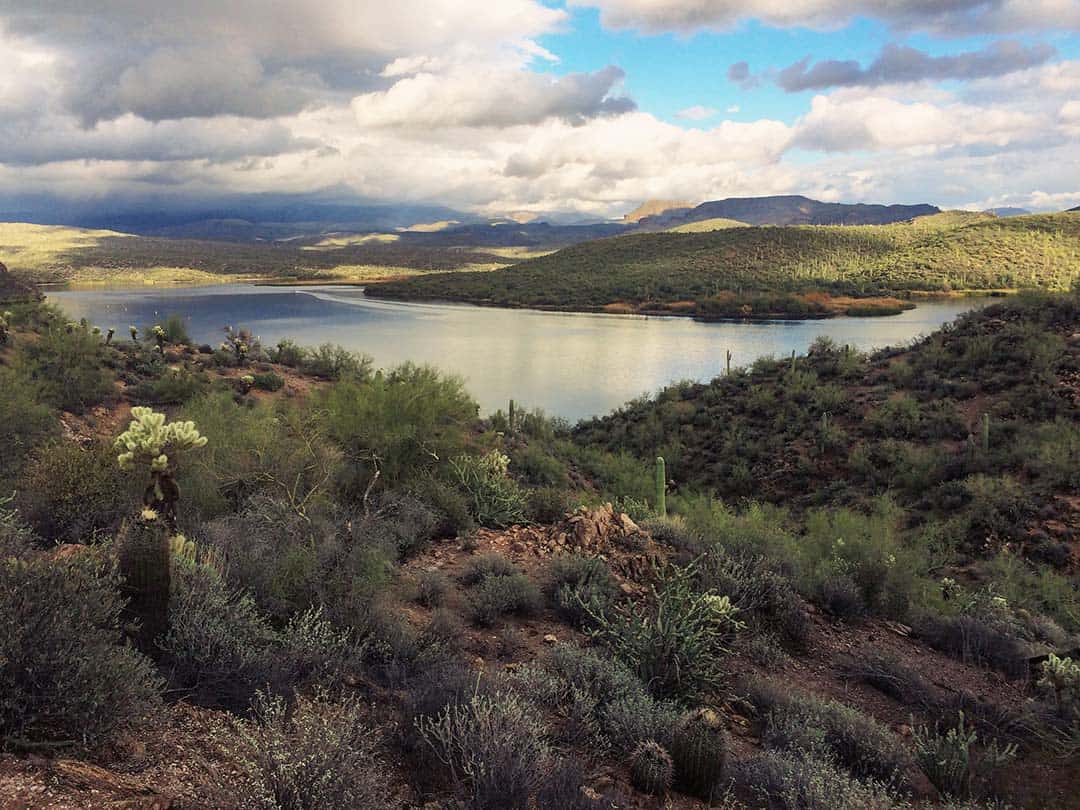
[[543, 634, 558, 645]]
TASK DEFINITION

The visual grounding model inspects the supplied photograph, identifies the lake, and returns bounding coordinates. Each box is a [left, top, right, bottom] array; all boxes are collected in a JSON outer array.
[[47, 285, 988, 421]]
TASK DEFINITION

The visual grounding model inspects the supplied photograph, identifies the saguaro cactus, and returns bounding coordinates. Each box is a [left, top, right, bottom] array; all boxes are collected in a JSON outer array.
[[981, 413, 990, 454], [655, 456, 667, 517], [114, 407, 207, 649], [725, 349, 732, 376], [508, 399, 517, 435], [790, 349, 797, 374]]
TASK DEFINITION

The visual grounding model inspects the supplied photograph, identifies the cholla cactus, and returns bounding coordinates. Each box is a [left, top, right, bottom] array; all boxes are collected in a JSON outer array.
[[129, 324, 138, 341], [630, 739, 674, 796], [223, 324, 259, 364], [1039, 654, 1080, 717], [0, 310, 11, 345], [105, 327, 115, 346], [152, 323, 167, 349], [115, 406, 207, 525], [702, 593, 746, 635]]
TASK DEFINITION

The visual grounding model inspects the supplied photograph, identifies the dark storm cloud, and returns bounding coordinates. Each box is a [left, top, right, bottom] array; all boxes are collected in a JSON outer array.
[[777, 40, 1057, 92]]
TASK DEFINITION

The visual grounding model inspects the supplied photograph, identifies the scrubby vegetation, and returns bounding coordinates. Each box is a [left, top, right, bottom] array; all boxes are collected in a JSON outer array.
[[0, 289, 1077, 807], [371, 212, 1080, 317]]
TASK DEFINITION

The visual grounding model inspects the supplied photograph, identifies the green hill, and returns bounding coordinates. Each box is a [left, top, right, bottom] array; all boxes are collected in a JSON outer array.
[[370, 212, 1080, 318]]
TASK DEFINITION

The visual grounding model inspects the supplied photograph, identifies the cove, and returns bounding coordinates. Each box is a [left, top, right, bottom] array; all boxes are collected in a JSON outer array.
[[47, 284, 988, 421]]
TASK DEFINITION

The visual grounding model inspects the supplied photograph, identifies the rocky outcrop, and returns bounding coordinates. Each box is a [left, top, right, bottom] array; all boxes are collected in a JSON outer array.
[[0, 260, 42, 303]]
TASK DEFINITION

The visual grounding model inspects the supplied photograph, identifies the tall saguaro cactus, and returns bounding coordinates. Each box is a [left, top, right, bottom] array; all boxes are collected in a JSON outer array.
[[655, 456, 667, 517], [114, 407, 207, 650], [725, 349, 732, 376], [981, 413, 990, 455]]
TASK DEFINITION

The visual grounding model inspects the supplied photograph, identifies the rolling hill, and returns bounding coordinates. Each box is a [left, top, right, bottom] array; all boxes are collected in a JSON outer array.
[[369, 211, 1080, 318], [637, 194, 939, 229]]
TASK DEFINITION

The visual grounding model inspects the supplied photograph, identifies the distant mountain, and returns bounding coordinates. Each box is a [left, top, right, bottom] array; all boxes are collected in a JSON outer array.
[[623, 200, 694, 223], [985, 207, 1032, 217], [638, 195, 939, 229], [1070, 206, 1080, 212], [398, 221, 628, 248]]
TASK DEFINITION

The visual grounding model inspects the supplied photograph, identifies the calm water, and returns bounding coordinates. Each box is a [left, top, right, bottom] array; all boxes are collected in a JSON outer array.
[[48, 285, 987, 420]]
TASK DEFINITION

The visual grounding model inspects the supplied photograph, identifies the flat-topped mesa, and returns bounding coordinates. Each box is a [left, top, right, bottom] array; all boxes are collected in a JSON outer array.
[[0, 260, 43, 303]]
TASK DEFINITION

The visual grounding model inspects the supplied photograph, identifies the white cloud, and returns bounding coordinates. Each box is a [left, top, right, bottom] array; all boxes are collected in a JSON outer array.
[[676, 105, 718, 121]]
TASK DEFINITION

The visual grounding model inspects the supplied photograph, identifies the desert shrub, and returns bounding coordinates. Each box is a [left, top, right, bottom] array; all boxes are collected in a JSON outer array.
[[16, 440, 136, 544], [527, 485, 575, 523], [511, 444, 569, 487], [159, 554, 280, 707], [915, 615, 1030, 678], [410, 474, 475, 537], [148, 314, 191, 346], [318, 364, 476, 493], [535, 757, 606, 809], [641, 514, 702, 554], [957, 474, 1031, 548], [201, 498, 394, 627], [696, 550, 808, 648], [1022, 420, 1080, 489], [744, 680, 909, 786], [510, 643, 679, 754], [795, 505, 918, 620], [837, 653, 937, 707], [733, 748, 902, 810], [451, 450, 527, 528], [588, 561, 740, 699], [465, 564, 541, 626], [178, 393, 340, 522], [0, 550, 162, 747], [559, 442, 654, 505], [864, 395, 922, 439], [252, 371, 285, 391], [416, 569, 450, 608], [15, 321, 114, 412], [549, 553, 620, 628], [269, 338, 306, 367], [225, 690, 399, 810], [418, 689, 551, 810], [129, 367, 205, 405], [912, 712, 1016, 799], [301, 343, 372, 380], [0, 367, 56, 481]]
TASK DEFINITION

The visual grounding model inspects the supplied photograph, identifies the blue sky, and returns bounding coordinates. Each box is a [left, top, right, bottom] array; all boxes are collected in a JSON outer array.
[[0, 0, 1078, 217]]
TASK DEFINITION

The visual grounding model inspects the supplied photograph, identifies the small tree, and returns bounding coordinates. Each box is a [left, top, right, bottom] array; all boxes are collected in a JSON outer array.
[[114, 407, 207, 649]]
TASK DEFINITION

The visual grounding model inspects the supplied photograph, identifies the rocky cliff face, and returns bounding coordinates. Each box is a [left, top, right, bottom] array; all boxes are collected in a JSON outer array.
[[0, 261, 42, 303]]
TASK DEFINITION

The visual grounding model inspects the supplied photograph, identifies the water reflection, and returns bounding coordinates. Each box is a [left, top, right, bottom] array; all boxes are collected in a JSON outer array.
[[48, 285, 987, 421]]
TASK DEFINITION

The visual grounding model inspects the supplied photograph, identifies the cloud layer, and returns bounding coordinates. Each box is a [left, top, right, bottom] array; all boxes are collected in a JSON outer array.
[[0, 2, 1077, 217]]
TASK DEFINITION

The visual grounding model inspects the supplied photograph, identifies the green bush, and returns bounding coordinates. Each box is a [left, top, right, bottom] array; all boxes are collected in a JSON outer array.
[[588, 561, 740, 699], [178, 393, 341, 522], [411, 474, 475, 537], [548, 553, 620, 628], [269, 338, 306, 367], [527, 485, 575, 524], [318, 364, 476, 493], [511, 643, 680, 754], [147, 314, 191, 346], [16, 440, 136, 544], [451, 450, 527, 528], [416, 569, 450, 608], [744, 679, 910, 786], [301, 342, 372, 380], [466, 566, 541, 626], [913, 712, 1016, 799], [0, 549, 162, 747], [15, 322, 114, 412], [511, 444, 569, 487], [225, 690, 399, 810], [0, 367, 56, 482], [129, 368, 205, 405], [733, 748, 902, 810], [252, 371, 285, 391]]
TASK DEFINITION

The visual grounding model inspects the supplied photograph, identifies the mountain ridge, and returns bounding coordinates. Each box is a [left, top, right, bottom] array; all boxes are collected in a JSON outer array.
[[636, 194, 940, 229]]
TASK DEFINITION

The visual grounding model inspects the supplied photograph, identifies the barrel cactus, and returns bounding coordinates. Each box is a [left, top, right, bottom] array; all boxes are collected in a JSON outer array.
[[671, 708, 727, 799], [114, 408, 206, 650], [630, 739, 674, 796]]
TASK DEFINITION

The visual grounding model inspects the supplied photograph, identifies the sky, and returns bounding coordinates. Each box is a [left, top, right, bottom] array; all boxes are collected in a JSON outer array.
[[1, 0, 1079, 220]]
